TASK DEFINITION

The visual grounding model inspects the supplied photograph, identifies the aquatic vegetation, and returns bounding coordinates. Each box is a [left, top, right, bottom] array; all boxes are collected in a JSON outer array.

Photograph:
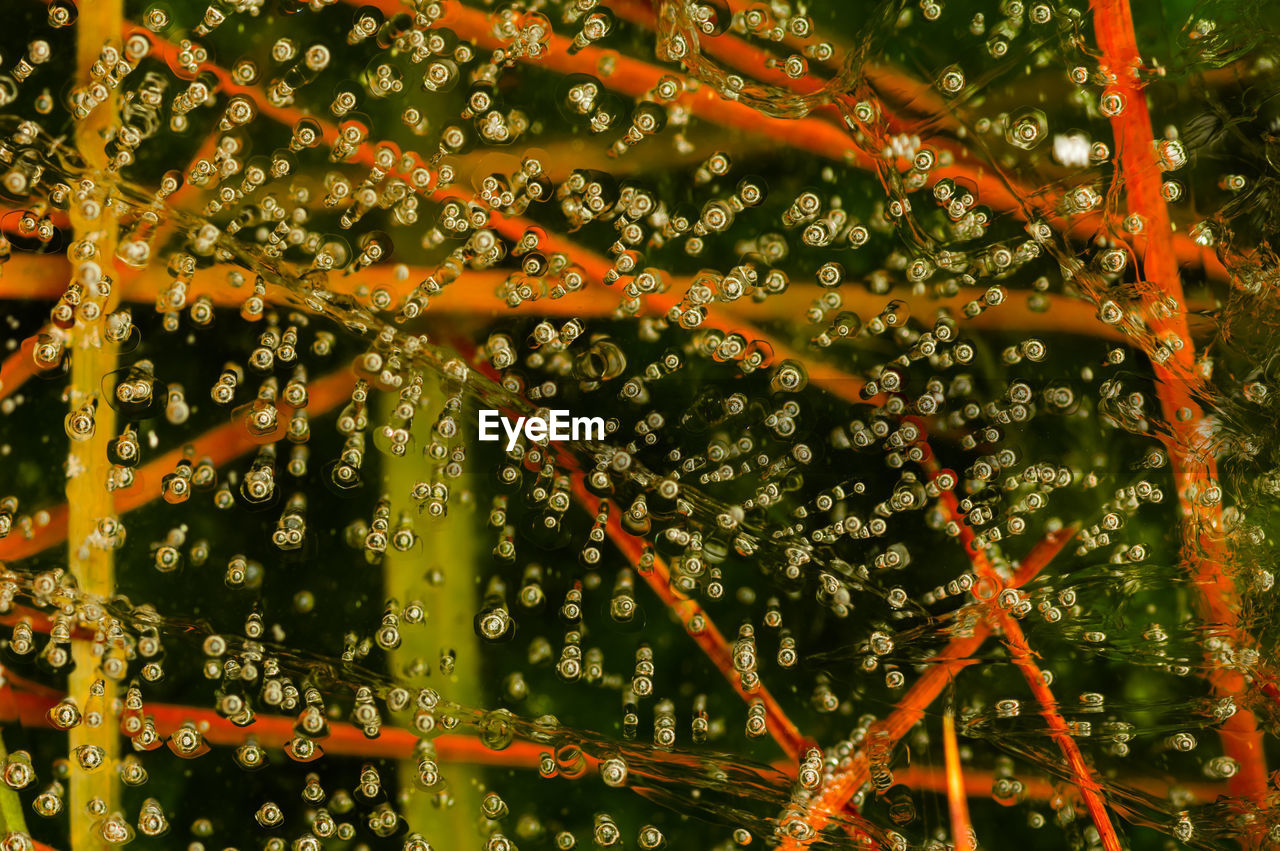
[[0, 0, 1277, 848]]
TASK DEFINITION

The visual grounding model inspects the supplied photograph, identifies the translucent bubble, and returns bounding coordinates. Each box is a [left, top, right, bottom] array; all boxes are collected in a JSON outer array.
[[1006, 108, 1047, 150], [770, 360, 808, 393], [600, 756, 628, 787], [1100, 90, 1126, 116], [938, 64, 966, 94]]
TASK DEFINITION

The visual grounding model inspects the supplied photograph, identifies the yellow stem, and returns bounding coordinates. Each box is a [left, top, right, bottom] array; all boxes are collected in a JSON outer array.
[[381, 379, 484, 842]]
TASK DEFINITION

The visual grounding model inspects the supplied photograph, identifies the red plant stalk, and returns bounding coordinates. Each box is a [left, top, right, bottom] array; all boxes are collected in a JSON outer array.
[[0, 684, 547, 768], [1090, 0, 1268, 803], [928, 465, 1122, 851], [509, 0, 1224, 280], [130, 15, 1143, 365], [0, 328, 48, 404], [450, 332, 824, 767], [942, 709, 976, 851], [775, 523, 1075, 848], [0, 607, 94, 642], [0, 368, 355, 562], [567, 476, 809, 762], [0, 663, 1232, 803]]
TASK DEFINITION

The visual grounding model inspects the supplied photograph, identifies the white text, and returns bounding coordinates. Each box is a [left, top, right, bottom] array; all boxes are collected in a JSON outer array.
[[478, 409, 605, 451]]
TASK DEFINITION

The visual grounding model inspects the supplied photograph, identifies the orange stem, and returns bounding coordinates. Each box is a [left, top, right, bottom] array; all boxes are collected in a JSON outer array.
[[127, 27, 338, 153], [929, 464, 1122, 851], [776, 518, 1078, 848], [0, 685, 545, 769], [526, 0, 1224, 280], [0, 252, 1138, 349], [0, 253, 73, 301], [1090, 0, 1267, 803], [890, 764, 1226, 805], [0, 368, 355, 562], [123, 16, 1157, 356], [0, 328, 48, 403], [0, 666, 1235, 803], [942, 709, 976, 851], [568, 476, 809, 762]]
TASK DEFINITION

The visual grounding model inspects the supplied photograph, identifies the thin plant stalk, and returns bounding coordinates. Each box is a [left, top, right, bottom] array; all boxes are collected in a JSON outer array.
[[0, 369, 355, 562], [942, 709, 975, 851], [568, 476, 810, 762], [67, 3, 124, 847], [380, 378, 486, 838], [1089, 0, 1268, 803], [775, 522, 1080, 848]]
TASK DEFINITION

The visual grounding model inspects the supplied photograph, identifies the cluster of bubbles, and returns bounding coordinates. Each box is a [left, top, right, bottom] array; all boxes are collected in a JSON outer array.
[[0, 0, 1277, 849]]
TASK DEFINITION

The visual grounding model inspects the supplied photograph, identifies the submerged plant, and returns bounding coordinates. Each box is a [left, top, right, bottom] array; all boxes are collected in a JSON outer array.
[[0, 0, 1277, 848]]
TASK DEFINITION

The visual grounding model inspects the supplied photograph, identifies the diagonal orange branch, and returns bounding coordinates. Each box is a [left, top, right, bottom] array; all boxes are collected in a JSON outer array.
[[928, 461, 1122, 851], [775, 521, 1076, 848], [0, 328, 49, 404], [0, 368, 355, 563], [568, 475, 809, 762]]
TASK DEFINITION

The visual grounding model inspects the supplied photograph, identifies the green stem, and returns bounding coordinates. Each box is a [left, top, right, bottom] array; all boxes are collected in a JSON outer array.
[[381, 378, 484, 842], [0, 728, 30, 835]]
